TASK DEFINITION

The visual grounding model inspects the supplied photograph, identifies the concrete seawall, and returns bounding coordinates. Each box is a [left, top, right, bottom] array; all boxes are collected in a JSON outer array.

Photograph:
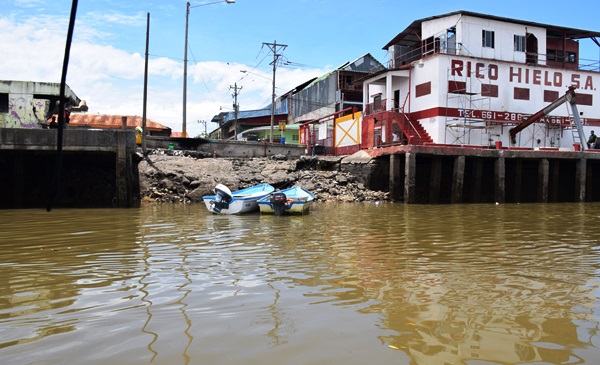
[[353, 145, 600, 204], [0, 129, 306, 209], [143, 136, 306, 158], [4, 128, 600, 207], [0, 128, 139, 209]]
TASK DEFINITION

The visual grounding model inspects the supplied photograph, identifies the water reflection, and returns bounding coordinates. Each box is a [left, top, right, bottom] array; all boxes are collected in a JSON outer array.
[[1, 203, 600, 364]]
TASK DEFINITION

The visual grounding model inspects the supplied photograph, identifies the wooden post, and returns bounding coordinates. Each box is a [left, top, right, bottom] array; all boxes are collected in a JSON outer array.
[[576, 158, 586, 202], [404, 152, 416, 204], [538, 158, 549, 203], [495, 157, 505, 204], [389, 153, 403, 201], [451, 155, 465, 204], [115, 130, 128, 207]]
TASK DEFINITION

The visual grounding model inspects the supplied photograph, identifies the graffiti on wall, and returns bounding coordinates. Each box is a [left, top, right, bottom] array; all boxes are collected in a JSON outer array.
[[0, 96, 50, 129]]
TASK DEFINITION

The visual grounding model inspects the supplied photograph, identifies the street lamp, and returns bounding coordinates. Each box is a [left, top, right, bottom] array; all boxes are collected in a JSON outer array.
[[183, 0, 234, 138]]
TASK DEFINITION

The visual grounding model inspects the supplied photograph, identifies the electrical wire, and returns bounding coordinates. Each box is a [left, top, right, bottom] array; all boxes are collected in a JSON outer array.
[[187, 45, 218, 103]]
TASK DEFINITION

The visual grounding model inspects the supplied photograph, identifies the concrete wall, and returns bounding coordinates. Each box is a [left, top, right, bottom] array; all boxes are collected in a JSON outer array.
[[0, 80, 80, 129], [0, 97, 49, 128], [0, 128, 139, 208], [143, 136, 307, 158]]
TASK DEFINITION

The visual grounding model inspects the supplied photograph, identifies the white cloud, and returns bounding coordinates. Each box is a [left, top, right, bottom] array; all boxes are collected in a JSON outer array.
[[0, 14, 329, 138], [14, 0, 46, 8], [84, 11, 147, 27]]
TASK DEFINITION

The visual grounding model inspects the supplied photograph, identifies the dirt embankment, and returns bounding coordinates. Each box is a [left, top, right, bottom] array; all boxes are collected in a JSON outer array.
[[138, 151, 389, 204]]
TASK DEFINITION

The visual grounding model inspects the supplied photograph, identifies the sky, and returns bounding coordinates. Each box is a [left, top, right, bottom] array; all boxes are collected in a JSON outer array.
[[2, 0, 600, 137]]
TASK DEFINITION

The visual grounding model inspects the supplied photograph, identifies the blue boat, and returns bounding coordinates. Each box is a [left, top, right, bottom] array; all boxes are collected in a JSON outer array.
[[257, 186, 315, 215], [202, 183, 275, 214]]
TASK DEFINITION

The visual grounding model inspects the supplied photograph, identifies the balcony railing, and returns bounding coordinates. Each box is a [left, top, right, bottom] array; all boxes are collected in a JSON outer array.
[[365, 100, 387, 116], [388, 40, 600, 72]]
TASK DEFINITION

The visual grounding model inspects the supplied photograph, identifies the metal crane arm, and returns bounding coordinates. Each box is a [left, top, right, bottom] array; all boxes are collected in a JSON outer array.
[[509, 86, 578, 144]]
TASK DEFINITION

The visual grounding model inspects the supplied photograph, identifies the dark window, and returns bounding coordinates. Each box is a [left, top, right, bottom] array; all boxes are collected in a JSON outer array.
[[544, 90, 559, 102], [481, 84, 499, 98], [0, 93, 8, 113], [514, 35, 526, 52], [514, 87, 530, 101], [547, 49, 576, 63], [340, 75, 353, 89], [482, 30, 495, 48]]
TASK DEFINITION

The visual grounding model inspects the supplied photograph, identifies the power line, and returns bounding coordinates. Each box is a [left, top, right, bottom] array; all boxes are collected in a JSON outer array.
[[188, 46, 216, 103], [263, 40, 287, 142]]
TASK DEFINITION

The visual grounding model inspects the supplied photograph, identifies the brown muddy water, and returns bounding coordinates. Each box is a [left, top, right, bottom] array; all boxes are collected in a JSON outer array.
[[2, 202, 600, 365]]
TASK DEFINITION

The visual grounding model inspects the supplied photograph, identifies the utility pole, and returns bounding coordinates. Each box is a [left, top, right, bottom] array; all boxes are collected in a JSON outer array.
[[263, 40, 287, 142], [183, 0, 235, 139], [230, 82, 242, 140], [198, 119, 207, 138], [142, 12, 149, 156]]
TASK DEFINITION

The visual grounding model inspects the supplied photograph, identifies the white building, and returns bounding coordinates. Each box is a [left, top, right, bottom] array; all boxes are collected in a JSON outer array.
[[361, 10, 600, 149], [0, 80, 82, 129]]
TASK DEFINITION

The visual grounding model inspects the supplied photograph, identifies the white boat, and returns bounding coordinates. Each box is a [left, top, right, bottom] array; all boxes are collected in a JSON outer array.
[[257, 186, 315, 215], [202, 183, 275, 214]]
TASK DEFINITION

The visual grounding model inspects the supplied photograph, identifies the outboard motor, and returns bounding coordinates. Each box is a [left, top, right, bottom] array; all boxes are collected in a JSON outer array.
[[210, 184, 232, 213], [271, 192, 287, 216]]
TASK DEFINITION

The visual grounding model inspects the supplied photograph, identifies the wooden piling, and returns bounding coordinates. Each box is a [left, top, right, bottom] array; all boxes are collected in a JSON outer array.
[[495, 157, 505, 204], [389, 154, 402, 201], [576, 158, 586, 202], [404, 153, 416, 204], [451, 155, 465, 204], [538, 159, 549, 203]]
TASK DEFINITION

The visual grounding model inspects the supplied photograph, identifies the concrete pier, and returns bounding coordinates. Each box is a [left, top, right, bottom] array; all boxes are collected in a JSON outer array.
[[363, 145, 600, 204]]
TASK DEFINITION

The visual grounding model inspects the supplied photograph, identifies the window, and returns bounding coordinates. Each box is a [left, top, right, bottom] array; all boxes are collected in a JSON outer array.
[[0, 93, 8, 113], [514, 35, 526, 52], [547, 49, 576, 63], [482, 30, 495, 48], [551, 50, 566, 62], [341, 75, 354, 89]]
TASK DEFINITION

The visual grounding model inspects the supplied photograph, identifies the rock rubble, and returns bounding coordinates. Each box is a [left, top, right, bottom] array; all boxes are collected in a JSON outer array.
[[138, 150, 389, 204]]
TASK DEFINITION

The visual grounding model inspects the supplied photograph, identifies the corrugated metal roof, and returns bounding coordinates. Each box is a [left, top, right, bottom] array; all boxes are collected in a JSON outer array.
[[68, 114, 171, 132], [383, 10, 600, 50], [212, 104, 288, 125]]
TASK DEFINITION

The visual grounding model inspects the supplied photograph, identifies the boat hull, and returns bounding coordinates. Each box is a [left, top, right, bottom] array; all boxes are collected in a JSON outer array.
[[257, 186, 315, 215], [202, 183, 274, 214]]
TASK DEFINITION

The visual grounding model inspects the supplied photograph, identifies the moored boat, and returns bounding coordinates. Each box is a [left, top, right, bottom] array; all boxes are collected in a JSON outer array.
[[202, 183, 275, 214], [257, 186, 315, 215]]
